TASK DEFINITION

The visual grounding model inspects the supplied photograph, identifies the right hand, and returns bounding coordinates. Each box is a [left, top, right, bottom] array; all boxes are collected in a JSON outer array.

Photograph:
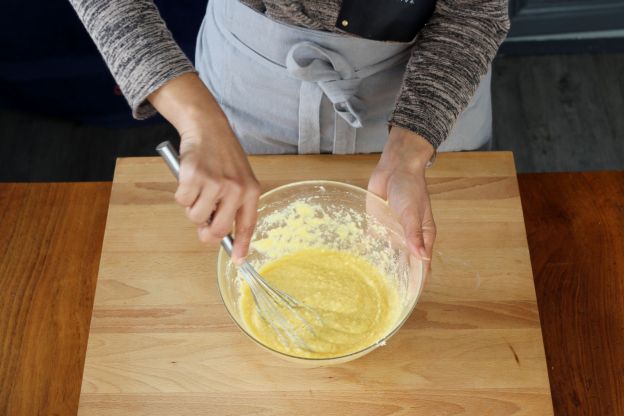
[[149, 73, 261, 262]]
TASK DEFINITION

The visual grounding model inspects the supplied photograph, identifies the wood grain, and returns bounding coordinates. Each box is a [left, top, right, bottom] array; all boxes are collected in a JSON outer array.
[[518, 172, 624, 416], [78, 152, 553, 415], [0, 183, 111, 415]]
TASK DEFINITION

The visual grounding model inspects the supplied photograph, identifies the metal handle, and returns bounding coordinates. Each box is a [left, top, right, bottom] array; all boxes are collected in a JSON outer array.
[[156, 140, 235, 257], [156, 141, 181, 180]]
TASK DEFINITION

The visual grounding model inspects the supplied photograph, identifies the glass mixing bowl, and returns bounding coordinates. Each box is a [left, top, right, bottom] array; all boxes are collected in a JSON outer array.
[[217, 180, 426, 366]]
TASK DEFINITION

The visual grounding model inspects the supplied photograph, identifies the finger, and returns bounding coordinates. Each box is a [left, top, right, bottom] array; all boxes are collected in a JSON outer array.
[[197, 224, 220, 245], [204, 186, 242, 241], [422, 214, 436, 275], [174, 180, 201, 208], [186, 183, 220, 225], [231, 197, 259, 264], [422, 216, 436, 261], [400, 206, 429, 261]]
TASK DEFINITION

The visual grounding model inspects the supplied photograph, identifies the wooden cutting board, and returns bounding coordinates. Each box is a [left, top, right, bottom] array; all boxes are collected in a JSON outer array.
[[78, 153, 553, 415]]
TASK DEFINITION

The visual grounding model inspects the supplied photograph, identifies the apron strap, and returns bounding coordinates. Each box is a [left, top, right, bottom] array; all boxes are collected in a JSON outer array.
[[333, 116, 357, 154], [297, 81, 323, 154]]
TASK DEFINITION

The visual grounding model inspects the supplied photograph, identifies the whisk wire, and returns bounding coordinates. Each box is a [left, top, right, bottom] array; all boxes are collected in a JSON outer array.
[[241, 263, 314, 349]]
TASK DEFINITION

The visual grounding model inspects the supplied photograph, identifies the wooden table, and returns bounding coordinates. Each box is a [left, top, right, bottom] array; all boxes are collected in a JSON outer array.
[[0, 183, 111, 415], [1, 155, 622, 415], [519, 172, 624, 415]]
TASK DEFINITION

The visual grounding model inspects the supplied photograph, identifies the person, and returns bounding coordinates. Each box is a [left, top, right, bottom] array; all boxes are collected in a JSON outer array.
[[70, 0, 510, 265]]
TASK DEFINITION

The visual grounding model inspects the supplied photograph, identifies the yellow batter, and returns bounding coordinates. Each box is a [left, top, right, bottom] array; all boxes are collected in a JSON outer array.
[[239, 248, 400, 359]]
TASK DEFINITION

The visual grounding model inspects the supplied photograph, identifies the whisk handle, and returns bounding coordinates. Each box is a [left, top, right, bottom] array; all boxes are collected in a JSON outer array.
[[220, 234, 234, 256], [156, 141, 181, 180], [156, 140, 235, 257]]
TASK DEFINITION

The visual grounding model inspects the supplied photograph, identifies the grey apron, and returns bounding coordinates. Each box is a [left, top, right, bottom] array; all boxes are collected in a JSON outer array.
[[196, 0, 492, 154]]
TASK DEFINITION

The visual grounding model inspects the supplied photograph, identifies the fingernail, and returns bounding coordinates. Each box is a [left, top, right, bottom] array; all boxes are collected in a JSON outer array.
[[232, 255, 247, 266], [418, 246, 429, 260]]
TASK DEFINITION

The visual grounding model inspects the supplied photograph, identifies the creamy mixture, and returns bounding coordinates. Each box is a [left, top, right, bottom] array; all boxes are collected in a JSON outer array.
[[239, 248, 400, 359]]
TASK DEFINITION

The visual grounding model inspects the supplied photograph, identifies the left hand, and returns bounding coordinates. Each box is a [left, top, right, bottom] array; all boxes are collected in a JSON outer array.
[[368, 126, 436, 262]]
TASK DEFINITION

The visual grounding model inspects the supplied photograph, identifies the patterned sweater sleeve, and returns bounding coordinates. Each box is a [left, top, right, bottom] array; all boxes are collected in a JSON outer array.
[[68, 0, 196, 119], [389, 0, 510, 149]]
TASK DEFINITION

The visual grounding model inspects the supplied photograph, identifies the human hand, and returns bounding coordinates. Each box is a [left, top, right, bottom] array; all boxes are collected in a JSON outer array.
[[368, 126, 436, 263], [149, 73, 260, 262]]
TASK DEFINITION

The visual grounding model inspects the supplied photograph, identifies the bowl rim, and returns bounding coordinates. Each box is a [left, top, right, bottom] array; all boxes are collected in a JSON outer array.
[[216, 179, 425, 362]]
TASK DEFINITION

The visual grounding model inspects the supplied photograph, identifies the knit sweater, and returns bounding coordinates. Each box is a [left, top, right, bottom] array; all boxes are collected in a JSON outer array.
[[69, 0, 510, 149]]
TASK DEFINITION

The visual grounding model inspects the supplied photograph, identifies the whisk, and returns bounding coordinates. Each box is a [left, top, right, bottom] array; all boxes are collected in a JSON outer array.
[[157, 141, 320, 351]]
